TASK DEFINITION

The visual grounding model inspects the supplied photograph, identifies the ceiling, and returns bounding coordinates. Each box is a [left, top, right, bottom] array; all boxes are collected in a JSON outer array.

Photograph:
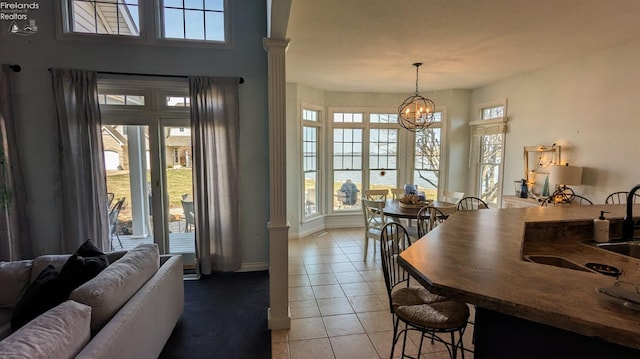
[[284, 0, 640, 94]]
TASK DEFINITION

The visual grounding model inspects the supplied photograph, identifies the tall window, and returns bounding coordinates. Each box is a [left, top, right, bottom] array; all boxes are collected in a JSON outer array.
[[332, 112, 363, 211], [369, 114, 398, 191], [67, 0, 140, 36], [302, 109, 320, 217], [414, 112, 442, 200], [470, 101, 507, 205], [162, 0, 225, 41]]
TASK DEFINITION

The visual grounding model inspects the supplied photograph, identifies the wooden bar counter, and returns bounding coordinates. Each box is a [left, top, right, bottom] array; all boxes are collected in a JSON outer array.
[[398, 204, 640, 358]]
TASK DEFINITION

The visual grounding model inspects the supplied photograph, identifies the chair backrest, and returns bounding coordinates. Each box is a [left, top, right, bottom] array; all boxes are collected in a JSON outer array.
[[181, 199, 195, 225], [362, 199, 386, 231], [380, 222, 413, 311], [457, 196, 489, 211], [107, 192, 115, 208], [417, 206, 449, 238], [541, 194, 593, 206], [443, 190, 465, 204], [108, 197, 125, 236], [605, 191, 640, 204], [363, 189, 389, 201], [390, 188, 405, 200]]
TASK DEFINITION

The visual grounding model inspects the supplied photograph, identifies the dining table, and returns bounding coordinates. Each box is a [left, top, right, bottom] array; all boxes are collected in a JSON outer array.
[[382, 199, 457, 220]]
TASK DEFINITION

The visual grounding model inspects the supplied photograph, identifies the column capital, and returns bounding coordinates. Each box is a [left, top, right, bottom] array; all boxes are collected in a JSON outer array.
[[263, 38, 290, 52]]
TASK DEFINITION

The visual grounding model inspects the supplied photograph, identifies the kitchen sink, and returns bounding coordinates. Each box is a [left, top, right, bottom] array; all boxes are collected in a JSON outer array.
[[523, 255, 592, 273], [592, 240, 640, 260]]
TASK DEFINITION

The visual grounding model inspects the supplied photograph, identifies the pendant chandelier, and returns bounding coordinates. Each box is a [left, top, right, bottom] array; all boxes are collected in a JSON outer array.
[[398, 63, 436, 132]]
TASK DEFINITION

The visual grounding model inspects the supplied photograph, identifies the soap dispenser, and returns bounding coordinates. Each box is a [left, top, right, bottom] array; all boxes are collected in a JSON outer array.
[[594, 211, 610, 243]]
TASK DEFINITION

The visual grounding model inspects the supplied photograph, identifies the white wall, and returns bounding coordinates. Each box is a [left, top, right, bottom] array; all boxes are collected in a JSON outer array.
[[0, 0, 270, 266], [471, 39, 640, 204]]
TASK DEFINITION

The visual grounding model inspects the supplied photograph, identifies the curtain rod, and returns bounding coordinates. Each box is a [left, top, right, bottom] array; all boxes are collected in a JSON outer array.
[[9, 64, 21, 72], [46, 68, 244, 84]]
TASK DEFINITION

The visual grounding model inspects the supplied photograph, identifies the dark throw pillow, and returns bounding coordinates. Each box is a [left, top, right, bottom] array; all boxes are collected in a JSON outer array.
[[58, 240, 109, 290], [10, 265, 67, 330]]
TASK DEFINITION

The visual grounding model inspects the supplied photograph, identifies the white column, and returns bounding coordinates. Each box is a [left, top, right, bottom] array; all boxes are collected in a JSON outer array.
[[126, 126, 150, 238], [264, 38, 291, 330]]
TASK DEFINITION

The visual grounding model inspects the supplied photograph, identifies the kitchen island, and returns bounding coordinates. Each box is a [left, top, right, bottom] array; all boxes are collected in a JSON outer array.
[[398, 204, 640, 358]]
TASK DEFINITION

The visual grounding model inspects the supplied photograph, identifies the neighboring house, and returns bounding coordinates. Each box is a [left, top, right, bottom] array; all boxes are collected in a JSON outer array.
[[102, 125, 152, 171], [102, 125, 127, 170], [164, 127, 192, 168]]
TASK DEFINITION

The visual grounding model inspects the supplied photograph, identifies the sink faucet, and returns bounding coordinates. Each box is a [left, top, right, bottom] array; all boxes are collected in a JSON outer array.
[[622, 184, 640, 240]]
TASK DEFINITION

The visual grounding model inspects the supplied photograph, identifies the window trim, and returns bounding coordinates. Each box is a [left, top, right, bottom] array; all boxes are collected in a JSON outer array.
[[469, 98, 508, 205], [326, 106, 447, 212]]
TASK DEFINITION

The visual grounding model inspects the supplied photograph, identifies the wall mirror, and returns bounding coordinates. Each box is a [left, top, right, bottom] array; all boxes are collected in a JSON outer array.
[[523, 145, 561, 196]]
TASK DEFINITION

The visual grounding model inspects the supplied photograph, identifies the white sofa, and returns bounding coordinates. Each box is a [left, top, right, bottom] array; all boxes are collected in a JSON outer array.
[[0, 244, 184, 359]]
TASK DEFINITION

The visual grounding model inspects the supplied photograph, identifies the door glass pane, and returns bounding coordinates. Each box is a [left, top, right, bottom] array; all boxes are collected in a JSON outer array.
[[479, 134, 503, 204], [103, 125, 153, 251], [414, 127, 441, 200], [164, 126, 197, 274]]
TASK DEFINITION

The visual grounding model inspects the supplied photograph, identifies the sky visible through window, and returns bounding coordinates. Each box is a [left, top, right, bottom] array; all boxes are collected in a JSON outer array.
[[163, 0, 225, 41]]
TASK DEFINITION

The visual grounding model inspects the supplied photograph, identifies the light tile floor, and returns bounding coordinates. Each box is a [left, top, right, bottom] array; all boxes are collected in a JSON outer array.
[[272, 228, 475, 359]]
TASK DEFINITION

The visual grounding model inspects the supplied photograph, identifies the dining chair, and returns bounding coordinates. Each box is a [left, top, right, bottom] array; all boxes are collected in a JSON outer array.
[[390, 188, 405, 200], [361, 199, 387, 261], [605, 191, 640, 204], [457, 196, 489, 211], [305, 188, 317, 214], [443, 190, 465, 204], [417, 205, 449, 238], [108, 197, 126, 250], [380, 222, 469, 359], [363, 189, 389, 201], [181, 198, 196, 232], [541, 194, 593, 206]]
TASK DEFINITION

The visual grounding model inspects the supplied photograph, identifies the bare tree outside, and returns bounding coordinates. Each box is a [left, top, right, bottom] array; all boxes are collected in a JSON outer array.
[[479, 134, 503, 204], [415, 127, 441, 199]]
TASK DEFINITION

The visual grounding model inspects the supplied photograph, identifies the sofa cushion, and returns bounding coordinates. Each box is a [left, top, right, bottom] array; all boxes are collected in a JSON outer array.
[[70, 243, 160, 332], [0, 300, 91, 359], [10, 265, 68, 330], [0, 260, 32, 309]]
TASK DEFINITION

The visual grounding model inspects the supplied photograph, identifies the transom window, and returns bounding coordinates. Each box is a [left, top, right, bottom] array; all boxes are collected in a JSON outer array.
[[166, 96, 190, 107], [162, 0, 225, 41], [98, 94, 145, 106], [68, 0, 140, 36], [482, 106, 504, 120]]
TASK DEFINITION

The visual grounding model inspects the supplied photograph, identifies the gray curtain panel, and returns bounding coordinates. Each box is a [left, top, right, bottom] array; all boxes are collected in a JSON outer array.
[[50, 69, 109, 253], [189, 76, 240, 273], [0, 65, 32, 261]]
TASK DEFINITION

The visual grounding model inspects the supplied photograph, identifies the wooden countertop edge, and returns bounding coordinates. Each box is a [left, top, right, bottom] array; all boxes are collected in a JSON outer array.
[[398, 204, 640, 350]]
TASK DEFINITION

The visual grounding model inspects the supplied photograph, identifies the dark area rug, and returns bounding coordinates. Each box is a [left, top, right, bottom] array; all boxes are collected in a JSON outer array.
[[159, 271, 271, 359]]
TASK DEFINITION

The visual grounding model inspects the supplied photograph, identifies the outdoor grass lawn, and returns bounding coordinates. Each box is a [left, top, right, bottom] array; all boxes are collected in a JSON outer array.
[[106, 168, 193, 209]]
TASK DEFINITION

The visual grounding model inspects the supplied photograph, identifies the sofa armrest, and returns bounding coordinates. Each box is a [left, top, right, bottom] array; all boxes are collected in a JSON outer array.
[[75, 254, 184, 359]]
